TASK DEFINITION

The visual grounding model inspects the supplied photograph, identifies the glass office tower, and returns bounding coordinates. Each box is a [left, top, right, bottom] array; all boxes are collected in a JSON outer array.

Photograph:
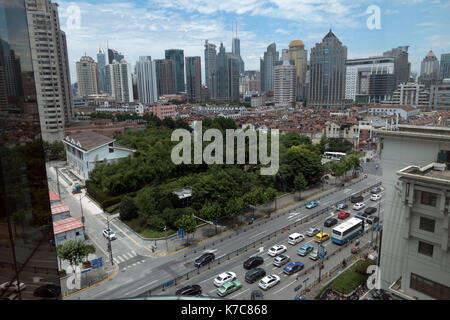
[[0, 0, 61, 300]]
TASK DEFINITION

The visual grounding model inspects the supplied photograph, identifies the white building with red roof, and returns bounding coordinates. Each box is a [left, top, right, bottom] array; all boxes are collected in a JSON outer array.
[[51, 203, 71, 222], [53, 217, 85, 246]]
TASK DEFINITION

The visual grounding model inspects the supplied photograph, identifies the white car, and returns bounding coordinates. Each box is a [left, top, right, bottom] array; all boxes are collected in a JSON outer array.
[[258, 275, 281, 290], [267, 245, 287, 257], [103, 228, 116, 240], [213, 271, 236, 287], [370, 194, 382, 201], [353, 202, 366, 210]]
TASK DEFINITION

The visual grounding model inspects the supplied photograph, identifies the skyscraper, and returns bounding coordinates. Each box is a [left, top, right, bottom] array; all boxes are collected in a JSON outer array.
[[215, 43, 239, 102], [440, 53, 450, 80], [261, 43, 279, 93], [232, 37, 245, 75], [204, 40, 216, 97], [420, 50, 440, 87], [274, 60, 296, 107], [105, 59, 133, 102], [97, 48, 106, 92], [383, 46, 410, 88], [107, 48, 124, 65], [289, 40, 308, 101], [165, 49, 185, 93], [155, 59, 176, 96], [309, 30, 347, 108], [135, 56, 158, 104], [25, 0, 73, 142], [185, 56, 202, 103], [76, 56, 98, 96]]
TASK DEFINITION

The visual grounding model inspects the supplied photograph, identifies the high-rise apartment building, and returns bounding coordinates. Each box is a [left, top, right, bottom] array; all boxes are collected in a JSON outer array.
[[25, 0, 73, 142], [261, 43, 279, 93], [97, 47, 106, 92], [155, 59, 176, 96], [440, 53, 450, 80], [420, 50, 441, 87], [309, 30, 347, 108], [383, 46, 410, 88], [165, 49, 185, 93], [289, 40, 308, 101], [376, 125, 450, 300], [135, 56, 158, 104], [185, 56, 202, 103], [104, 59, 133, 102], [204, 40, 216, 97], [274, 60, 296, 107], [76, 56, 98, 96]]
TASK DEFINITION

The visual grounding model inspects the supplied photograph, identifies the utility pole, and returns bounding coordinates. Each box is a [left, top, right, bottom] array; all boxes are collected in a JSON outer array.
[[55, 166, 61, 198], [106, 215, 114, 266]]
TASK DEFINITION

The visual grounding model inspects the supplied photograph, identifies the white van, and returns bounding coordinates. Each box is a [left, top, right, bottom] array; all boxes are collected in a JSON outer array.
[[288, 233, 305, 245]]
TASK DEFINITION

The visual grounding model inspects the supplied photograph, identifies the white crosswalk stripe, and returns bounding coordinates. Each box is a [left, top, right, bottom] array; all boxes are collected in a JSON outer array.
[[127, 252, 134, 259]]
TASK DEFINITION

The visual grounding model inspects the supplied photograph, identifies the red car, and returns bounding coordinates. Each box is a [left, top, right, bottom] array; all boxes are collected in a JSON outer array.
[[338, 211, 350, 219]]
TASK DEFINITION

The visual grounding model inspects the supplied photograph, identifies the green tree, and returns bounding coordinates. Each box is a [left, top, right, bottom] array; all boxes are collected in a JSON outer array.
[[294, 173, 308, 200], [56, 239, 96, 270], [119, 196, 138, 221], [175, 214, 197, 245], [146, 215, 165, 231]]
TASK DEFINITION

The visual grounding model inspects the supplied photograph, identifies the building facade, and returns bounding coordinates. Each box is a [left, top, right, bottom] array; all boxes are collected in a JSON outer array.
[[429, 79, 450, 110], [289, 40, 308, 101], [274, 60, 296, 107], [204, 40, 216, 98], [420, 50, 440, 88], [104, 59, 133, 103], [389, 82, 430, 109], [107, 48, 124, 65], [440, 53, 450, 80], [165, 49, 185, 93], [76, 56, 98, 97], [155, 59, 176, 97], [135, 56, 158, 104], [232, 37, 245, 75], [97, 47, 106, 93], [367, 105, 420, 120], [383, 46, 410, 89], [214, 44, 239, 102], [185, 56, 202, 103], [261, 43, 279, 93]]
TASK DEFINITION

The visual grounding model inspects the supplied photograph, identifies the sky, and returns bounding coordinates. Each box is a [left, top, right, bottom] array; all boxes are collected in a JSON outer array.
[[57, 0, 450, 84]]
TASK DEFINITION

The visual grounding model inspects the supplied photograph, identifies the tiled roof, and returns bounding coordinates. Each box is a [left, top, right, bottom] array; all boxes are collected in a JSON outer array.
[[49, 190, 60, 202], [64, 131, 114, 152], [51, 203, 70, 215], [53, 217, 84, 235]]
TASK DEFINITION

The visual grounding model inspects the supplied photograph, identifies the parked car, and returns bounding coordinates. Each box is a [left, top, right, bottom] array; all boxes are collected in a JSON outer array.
[[175, 285, 202, 296], [324, 217, 338, 227], [273, 254, 291, 267], [336, 203, 348, 210], [315, 233, 330, 243], [371, 187, 383, 194], [338, 211, 351, 219], [250, 290, 264, 300], [214, 271, 236, 287], [353, 202, 366, 210], [355, 212, 368, 220], [102, 229, 116, 240], [283, 262, 304, 275], [297, 243, 314, 256], [268, 244, 287, 257], [258, 275, 280, 291], [288, 233, 305, 245], [309, 248, 327, 261], [217, 280, 242, 297], [367, 216, 380, 225], [33, 284, 61, 299], [245, 268, 266, 284], [364, 207, 377, 215], [243, 256, 264, 270], [370, 193, 382, 201], [351, 194, 364, 203], [305, 200, 319, 209], [306, 227, 320, 237], [194, 252, 215, 268]]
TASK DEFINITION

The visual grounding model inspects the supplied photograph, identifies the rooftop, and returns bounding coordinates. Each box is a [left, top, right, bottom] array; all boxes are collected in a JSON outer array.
[[51, 203, 70, 215], [49, 190, 60, 202], [375, 124, 450, 143], [53, 217, 84, 235], [398, 162, 450, 186], [63, 131, 115, 152]]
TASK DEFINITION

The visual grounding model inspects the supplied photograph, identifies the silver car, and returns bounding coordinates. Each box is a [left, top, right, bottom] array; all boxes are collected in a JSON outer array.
[[273, 254, 290, 267], [306, 227, 320, 237]]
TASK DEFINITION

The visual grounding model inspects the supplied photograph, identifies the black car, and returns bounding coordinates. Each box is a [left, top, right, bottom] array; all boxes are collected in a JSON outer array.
[[33, 284, 61, 299], [194, 252, 215, 268], [355, 212, 368, 220], [175, 285, 202, 296], [351, 194, 364, 203], [243, 256, 264, 270], [324, 217, 338, 228], [364, 207, 377, 215], [245, 268, 266, 284], [250, 290, 264, 300]]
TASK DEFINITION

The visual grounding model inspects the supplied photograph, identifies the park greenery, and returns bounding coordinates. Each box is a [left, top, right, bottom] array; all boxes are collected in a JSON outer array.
[[86, 117, 360, 238]]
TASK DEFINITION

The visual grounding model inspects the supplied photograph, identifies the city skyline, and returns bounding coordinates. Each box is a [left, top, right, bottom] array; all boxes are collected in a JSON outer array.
[[57, 0, 450, 85]]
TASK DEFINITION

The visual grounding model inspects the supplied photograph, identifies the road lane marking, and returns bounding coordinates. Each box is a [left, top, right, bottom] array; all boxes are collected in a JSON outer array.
[[272, 279, 298, 295], [127, 252, 134, 258], [249, 231, 267, 239], [123, 280, 158, 296], [230, 288, 249, 299]]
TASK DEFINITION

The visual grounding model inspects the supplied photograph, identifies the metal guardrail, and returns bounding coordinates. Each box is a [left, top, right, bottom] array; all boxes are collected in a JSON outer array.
[[141, 179, 382, 297]]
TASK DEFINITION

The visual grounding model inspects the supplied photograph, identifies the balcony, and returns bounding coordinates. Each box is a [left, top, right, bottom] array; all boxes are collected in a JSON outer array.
[[388, 278, 417, 300]]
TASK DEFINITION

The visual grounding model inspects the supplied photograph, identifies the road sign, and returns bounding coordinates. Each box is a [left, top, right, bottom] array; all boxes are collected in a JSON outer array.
[[294, 284, 302, 292], [318, 253, 325, 261]]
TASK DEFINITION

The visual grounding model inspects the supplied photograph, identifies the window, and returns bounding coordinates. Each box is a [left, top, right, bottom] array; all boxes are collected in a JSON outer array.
[[421, 191, 438, 207], [419, 217, 435, 233], [418, 241, 433, 257], [410, 273, 450, 299]]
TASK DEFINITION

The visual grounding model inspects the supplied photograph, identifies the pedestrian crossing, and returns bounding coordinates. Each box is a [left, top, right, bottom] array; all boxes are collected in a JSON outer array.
[[113, 250, 138, 265]]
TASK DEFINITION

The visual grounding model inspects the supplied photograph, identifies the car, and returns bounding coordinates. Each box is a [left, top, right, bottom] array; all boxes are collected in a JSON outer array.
[[243, 256, 264, 270], [370, 193, 382, 201], [267, 244, 287, 256], [338, 211, 351, 219], [250, 290, 264, 300], [306, 200, 319, 209], [364, 207, 377, 215], [371, 187, 383, 194], [288, 233, 305, 245], [351, 194, 364, 203], [367, 216, 380, 225], [217, 280, 242, 297], [353, 202, 365, 210], [355, 212, 368, 220], [175, 285, 202, 296], [194, 252, 215, 268], [315, 233, 330, 243], [33, 284, 61, 299], [324, 217, 338, 227], [245, 268, 266, 284], [214, 271, 236, 287], [336, 203, 348, 210], [297, 243, 314, 256], [309, 248, 327, 261], [273, 254, 291, 267], [283, 262, 304, 275], [306, 227, 320, 237], [258, 275, 280, 290], [102, 229, 116, 240]]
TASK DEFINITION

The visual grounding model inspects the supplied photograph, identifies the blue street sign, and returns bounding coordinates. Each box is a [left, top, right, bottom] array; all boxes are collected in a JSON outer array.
[[91, 258, 98, 269], [294, 284, 302, 292], [318, 253, 325, 260], [98, 257, 103, 267]]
